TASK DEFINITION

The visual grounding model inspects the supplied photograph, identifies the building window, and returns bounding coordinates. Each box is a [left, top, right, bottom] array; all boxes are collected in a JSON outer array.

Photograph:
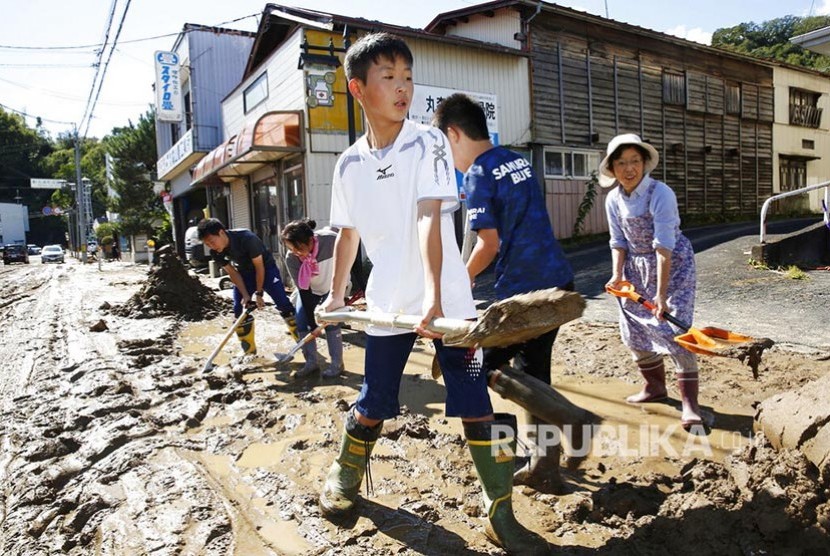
[[184, 91, 192, 131], [170, 123, 180, 145], [789, 88, 822, 128], [662, 72, 686, 106], [726, 83, 741, 115], [244, 73, 269, 114], [544, 149, 600, 178], [802, 139, 815, 150], [779, 157, 806, 192]]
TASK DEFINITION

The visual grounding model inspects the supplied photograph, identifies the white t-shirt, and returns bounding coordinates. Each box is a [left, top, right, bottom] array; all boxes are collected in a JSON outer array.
[[331, 119, 476, 335]]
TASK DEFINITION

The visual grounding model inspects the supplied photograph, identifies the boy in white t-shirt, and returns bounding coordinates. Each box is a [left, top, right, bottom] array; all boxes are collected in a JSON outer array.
[[318, 32, 549, 555]]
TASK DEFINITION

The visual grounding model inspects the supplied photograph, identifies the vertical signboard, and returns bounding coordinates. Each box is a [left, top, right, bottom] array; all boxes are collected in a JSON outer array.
[[410, 84, 499, 145], [155, 51, 182, 122]]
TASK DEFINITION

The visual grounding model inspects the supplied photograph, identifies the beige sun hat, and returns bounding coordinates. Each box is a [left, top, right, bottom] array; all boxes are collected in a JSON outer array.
[[598, 133, 659, 188]]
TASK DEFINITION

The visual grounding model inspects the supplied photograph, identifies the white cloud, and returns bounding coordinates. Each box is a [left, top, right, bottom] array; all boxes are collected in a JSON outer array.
[[817, 0, 830, 15], [664, 24, 713, 46]]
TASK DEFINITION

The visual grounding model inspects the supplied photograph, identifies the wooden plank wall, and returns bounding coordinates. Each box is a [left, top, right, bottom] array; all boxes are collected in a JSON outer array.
[[531, 16, 774, 238]]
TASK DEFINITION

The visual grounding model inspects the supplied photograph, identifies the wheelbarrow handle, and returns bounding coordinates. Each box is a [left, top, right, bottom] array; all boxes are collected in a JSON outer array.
[[605, 282, 691, 331]]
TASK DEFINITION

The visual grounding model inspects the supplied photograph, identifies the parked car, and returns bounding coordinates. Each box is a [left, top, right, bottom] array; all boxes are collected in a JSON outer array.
[[41, 244, 65, 264], [3, 244, 30, 264], [27, 244, 41, 255]]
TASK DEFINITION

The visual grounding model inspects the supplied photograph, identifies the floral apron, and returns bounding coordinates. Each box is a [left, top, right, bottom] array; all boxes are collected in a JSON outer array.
[[617, 178, 696, 358]]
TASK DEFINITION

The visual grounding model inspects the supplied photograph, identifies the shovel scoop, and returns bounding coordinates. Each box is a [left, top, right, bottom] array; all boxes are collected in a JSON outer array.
[[605, 281, 773, 378]]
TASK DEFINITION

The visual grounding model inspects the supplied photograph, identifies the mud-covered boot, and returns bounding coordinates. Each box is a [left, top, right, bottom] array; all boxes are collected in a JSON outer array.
[[626, 358, 668, 403], [280, 309, 300, 342], [677, 371, 703, 430], [322, 325, 344, 378], [464, 413, 552, 555], [294, 341, 319, 378], [320, 410, 382, 517], [234, 314, 257, 355], [513, 413, 563, 494]]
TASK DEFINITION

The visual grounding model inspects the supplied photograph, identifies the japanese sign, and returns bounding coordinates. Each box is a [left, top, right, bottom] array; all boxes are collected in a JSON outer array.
[[30, 178, 67, 189], [155, 51, 183, 122], [410, 85, 499, 145]]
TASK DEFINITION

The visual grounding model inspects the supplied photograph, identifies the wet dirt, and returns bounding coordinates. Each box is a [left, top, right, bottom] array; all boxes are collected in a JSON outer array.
[[110, 249, 229, 321], [1, 260, 829, 555]]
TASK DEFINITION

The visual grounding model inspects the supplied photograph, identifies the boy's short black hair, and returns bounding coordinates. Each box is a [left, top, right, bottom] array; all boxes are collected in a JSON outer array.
[[344, 32, 413, 82], [432, 93, 490, 141], [196, 218, 225, 240]]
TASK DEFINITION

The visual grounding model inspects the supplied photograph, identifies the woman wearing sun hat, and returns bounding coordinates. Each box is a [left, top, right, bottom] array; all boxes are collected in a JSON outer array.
[[600, 133, 703, 431]]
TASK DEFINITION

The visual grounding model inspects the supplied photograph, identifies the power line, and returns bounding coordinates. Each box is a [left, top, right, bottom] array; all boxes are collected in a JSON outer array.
[[0, 101, 76, 126], [0, 63, 92, 68], [79, 0, 119, 134], [0, 13, 258, 51], [81, 0, 133, 138]]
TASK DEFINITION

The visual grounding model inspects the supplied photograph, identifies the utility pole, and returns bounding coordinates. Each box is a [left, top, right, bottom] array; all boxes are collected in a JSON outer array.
[[74, 128, 87, 263]]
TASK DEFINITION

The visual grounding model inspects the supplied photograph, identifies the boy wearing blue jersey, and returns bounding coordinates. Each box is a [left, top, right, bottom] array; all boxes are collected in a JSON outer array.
[[434, 93, 575, 495], [318, 34, 550, 555]]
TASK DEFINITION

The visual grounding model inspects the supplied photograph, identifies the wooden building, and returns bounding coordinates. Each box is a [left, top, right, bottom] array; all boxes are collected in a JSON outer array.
[[428, 1, 776, 238], [190, 4, 529, 272]]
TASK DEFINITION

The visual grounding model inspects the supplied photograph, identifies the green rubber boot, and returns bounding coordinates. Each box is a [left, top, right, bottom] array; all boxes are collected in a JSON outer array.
[[464, 413, 552, 556], [319, 410, 382, 517], [234, 314, 257, 355]]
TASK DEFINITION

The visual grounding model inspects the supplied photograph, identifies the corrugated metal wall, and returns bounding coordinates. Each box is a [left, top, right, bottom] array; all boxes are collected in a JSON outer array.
[[442, 8, 523, 50], [189, 29, 256, 151], [306, 152, 340, 227], [546, 179, 610, 239], [408, 38, 531, 146], [229, 180, 250, 229]]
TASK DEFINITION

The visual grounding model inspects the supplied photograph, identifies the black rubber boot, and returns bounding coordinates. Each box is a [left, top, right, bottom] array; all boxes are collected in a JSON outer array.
[[319, 410, 382, 517], [513, 412, 563, 494], [464, 413, 553, 555]]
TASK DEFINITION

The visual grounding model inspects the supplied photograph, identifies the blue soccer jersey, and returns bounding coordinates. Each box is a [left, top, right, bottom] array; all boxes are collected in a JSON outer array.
[[464, 146, 574, 298]]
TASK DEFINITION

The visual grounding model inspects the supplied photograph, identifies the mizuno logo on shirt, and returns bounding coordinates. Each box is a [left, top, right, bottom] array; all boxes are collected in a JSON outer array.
[[376, 164, 395, 180]]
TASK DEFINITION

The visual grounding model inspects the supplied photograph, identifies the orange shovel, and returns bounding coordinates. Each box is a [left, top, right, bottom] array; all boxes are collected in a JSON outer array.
[[605, 281, 761, 358]]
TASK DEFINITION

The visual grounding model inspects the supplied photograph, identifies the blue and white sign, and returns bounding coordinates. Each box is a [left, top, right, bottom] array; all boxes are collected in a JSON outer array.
[[155, 50, 183, 122], [410, 84, 499, 146]]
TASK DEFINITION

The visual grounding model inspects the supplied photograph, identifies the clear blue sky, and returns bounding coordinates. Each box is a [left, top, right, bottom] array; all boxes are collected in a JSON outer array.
[[0, 0, 822, 139]]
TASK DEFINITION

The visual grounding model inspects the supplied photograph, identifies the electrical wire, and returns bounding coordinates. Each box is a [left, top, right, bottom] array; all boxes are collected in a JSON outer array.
[[0, 101, 76, 126], [79, 0, 119, 134], [81, 0, 134, 138], [0, 13, 258, 51]]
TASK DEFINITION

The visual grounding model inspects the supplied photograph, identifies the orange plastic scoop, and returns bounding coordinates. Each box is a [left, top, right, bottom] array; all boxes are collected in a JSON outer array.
[[605, 281, 773, 377]]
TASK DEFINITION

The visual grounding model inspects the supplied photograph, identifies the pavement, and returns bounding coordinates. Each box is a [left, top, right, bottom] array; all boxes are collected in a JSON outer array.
[[474, 217, 830, 352]]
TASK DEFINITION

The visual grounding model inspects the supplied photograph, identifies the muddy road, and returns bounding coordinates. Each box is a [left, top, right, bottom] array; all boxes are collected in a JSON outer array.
[[1, 258, 829, 555]]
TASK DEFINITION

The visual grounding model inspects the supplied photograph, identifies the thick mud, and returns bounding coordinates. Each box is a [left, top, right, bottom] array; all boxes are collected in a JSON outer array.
[[111, 248, 229, 321], [1, 261, 829, 555]]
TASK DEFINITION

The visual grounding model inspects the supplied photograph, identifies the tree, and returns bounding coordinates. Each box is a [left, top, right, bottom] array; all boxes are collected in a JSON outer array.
[[105, 108, 162, 237], [712, 15, 830, 72], [0, 108, 66, 245]]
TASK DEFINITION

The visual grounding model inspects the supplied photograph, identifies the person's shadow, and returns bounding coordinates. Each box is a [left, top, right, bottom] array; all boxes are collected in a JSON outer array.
[[326, 498, 485, 555]]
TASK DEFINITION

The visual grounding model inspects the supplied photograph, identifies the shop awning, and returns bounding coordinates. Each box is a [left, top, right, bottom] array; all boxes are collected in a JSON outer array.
[[191, 111, 303, 185]]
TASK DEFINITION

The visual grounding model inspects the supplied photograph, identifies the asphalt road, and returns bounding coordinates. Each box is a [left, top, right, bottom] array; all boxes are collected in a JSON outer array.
[[475, 217, 830, 351]]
